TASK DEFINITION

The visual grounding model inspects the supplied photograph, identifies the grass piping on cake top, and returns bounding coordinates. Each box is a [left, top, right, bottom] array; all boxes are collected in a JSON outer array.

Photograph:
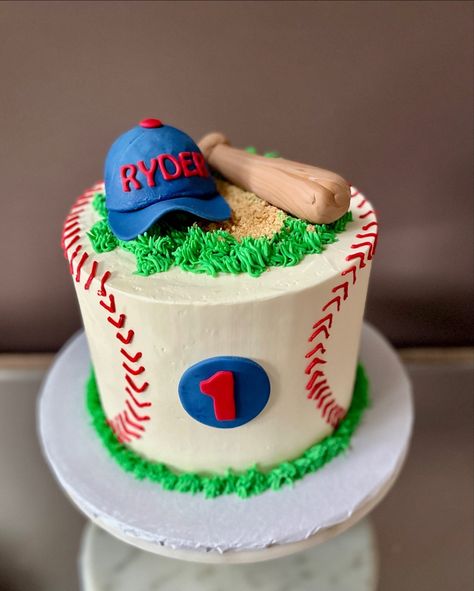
[[87, 149, 352, 278], [86, 364, 369, 499], [88, 191, 352, 278]]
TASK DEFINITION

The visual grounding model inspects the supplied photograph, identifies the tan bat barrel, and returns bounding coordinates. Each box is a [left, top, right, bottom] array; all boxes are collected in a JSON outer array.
[[199, 132, 351, 224]]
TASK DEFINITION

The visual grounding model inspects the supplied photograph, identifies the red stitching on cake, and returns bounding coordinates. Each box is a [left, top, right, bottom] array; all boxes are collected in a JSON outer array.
[[309, 324, 330, 342], [341, 265, 357, 285], [332, 281, 349, 300], [111, 417, 129, 443], [306, 369, 324, 391], [64, 234, 80, 255], [304, 356, 326, 375], [312, 313, 333, 330], [61, 185, 152, 442], [316, 391, 332, 409], [118, 413, 141, 439], [125, 374, 149, 393], [120, 349, 143, 363], [117, 329, 134, 344], [69, 245, 82, 274], [63, 219, 79, 234], [122, 361, 145, 375], [313, 385, 330, 402], [126, 399, 150, 421], [126, 388, 151, 408], [65, 213, 80, 224], [98, 271, 111, 296], [304, 188, 377, 427], [107, 314, 125, 329], [100, 294, 116, 313], [63, 227, 81, 243], [322, 398, 335, 418], [345, 252, 366, 268], [75, 252, 89, 282], [307, 380, 328, 400], [351, 242, 375, 260], [305, 342, 326, 359], [84, 261, 98, 290], [123, 410, 145, 432], [322, 296, 341, 312], [362, 221, 378, 231]]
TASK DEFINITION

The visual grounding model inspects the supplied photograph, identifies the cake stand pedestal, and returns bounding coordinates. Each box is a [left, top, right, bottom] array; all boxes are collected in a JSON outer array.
[[38, 323, 412, 565], [80, 517, 378, 591]]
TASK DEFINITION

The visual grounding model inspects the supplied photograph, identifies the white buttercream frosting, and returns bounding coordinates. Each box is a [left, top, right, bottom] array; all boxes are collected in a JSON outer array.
[[67, 186, 376, 474]]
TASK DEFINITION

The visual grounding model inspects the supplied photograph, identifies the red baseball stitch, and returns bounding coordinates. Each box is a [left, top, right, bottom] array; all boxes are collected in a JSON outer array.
[[345, 251, 366, 269], [118, 413, 141, 440], [69, 245, 82, 274], [84, 261, 98, 290], [309, 324, 330, 342], [322, 296, 341, 313], [117, 329, 134, 344], [75, 252, 89, 282], [362, 221, 378, 231], [98, 271, 111, 297], [123, 410, 145, 432], [120, 348, 143, 363], [307, 380, 328, 400], [332, 281, 349, 300], [306, 369, 324, 390], [100, 294, 116, 313], [61, 184, 152, 442], [64, 235, 80, 255], [304, 356, 326, 375], [342, 265, 357, 285], [312, 313, 333, 331], [122, 361, 145, 375], [126, 387, 152, 408], [305, 342, 326, 359], [304, 187, 377, 427], [125, 374, 149, 393], [126, 399, 150, 421], [351, 242, 375, 260], [107, 314, 126, 329], [63, 219, 79, 234]]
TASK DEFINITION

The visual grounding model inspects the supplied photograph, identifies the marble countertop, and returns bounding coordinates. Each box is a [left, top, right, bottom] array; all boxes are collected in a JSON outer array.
[[0, 352, 472, 591]]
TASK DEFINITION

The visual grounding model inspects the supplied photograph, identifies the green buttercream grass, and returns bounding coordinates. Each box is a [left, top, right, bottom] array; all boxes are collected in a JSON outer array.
[[86, 364, 369, 499], [87, 190, 352, 278]]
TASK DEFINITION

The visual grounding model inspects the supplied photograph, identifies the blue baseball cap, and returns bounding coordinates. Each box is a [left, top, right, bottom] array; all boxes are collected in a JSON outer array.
[[104, 118, 231, 241]]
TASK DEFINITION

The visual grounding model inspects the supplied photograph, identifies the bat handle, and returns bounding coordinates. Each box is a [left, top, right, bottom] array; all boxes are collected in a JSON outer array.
[[199, 133, 351, 224]]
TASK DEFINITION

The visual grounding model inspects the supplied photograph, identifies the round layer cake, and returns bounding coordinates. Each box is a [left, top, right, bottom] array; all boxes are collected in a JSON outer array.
[[62, 179, 377, 475]]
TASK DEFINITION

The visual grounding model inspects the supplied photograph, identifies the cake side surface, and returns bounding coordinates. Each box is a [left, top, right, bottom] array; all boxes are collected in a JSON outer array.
[[62, 182, 376, 474]]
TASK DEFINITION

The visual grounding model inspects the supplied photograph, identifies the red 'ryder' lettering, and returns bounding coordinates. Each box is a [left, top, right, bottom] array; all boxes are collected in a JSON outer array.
[[120, 151, 209, 192]]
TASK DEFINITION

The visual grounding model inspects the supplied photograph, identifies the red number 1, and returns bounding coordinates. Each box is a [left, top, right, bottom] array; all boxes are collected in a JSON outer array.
[[200, 371, 236, 421]]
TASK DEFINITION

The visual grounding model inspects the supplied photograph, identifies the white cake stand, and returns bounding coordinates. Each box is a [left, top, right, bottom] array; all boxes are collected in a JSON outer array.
[[38, 323, 412, 564], [80, 518, 378, 591]]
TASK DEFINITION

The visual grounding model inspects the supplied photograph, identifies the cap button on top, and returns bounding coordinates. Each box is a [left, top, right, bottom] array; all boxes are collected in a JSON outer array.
[[139, 118, 163, 129]]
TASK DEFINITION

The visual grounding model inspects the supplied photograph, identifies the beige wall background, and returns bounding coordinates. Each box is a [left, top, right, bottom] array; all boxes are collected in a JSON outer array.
[[0, 0, 472, 352]]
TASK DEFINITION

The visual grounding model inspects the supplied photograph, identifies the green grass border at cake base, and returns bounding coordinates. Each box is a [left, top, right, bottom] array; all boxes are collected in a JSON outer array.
[[86, 365, 370, 499]]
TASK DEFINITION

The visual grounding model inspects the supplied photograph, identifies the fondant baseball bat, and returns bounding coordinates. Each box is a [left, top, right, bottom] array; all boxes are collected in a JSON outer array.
[[199, 132, 351, 224]]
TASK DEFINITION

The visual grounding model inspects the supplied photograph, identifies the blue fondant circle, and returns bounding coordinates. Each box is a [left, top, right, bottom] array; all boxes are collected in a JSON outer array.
[[178, 356, 271, 429]]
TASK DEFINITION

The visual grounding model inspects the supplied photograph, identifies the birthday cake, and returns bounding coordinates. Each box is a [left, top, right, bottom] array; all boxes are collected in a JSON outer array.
[[61, 119, 377, 498]]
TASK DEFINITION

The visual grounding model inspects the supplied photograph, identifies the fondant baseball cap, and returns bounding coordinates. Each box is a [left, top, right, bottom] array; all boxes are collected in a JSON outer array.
[[104, 118, 231, 241]]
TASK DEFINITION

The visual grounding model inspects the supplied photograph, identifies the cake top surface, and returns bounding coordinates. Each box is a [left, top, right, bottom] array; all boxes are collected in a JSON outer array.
[[74, 182, 372, 305], [66, 118, 370, 293]]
